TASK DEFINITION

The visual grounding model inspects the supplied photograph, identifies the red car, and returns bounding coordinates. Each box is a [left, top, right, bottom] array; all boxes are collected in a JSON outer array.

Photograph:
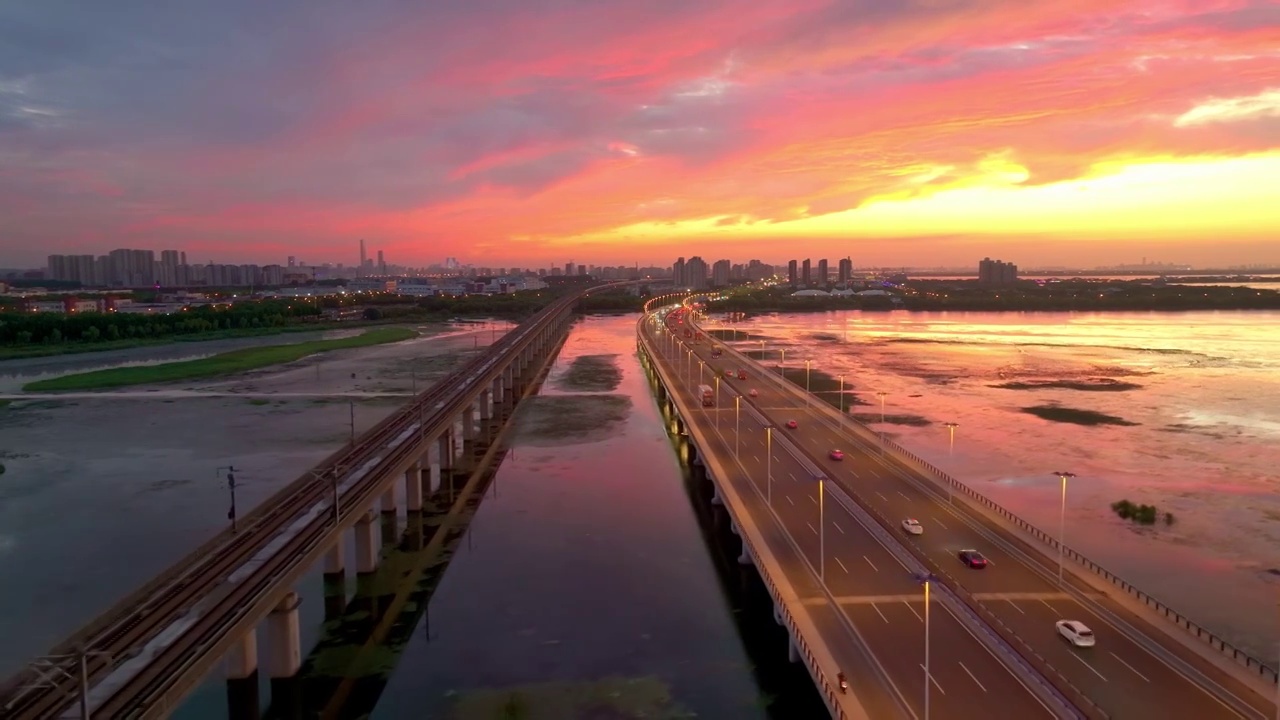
[[958, 549, 989, 568], [829, 449, 844, 461], [785, 420, 799, 429]]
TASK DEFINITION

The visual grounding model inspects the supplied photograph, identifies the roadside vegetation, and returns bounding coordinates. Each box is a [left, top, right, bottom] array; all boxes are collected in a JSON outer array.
[[23, 327, 417, 392], [1111, 499, 1175, 526]]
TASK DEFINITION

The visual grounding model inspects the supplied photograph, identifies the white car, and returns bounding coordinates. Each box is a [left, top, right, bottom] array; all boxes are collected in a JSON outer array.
[[1056, 620, 1096, 648], [901, 518, 924, 535]]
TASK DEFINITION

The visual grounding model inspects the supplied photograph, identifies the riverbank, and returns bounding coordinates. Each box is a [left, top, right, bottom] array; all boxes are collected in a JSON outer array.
[[23, 327, 417, 391], [708, 280, 1280, 313]]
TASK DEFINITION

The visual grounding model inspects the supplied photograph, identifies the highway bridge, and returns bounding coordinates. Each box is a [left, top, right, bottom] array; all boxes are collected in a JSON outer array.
[[0, 283, 619, 719], [639, 295, 1279, 720]]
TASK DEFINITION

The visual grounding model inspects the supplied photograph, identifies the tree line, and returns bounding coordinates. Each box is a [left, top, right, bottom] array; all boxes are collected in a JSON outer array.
[[0, 300, 321, 347]]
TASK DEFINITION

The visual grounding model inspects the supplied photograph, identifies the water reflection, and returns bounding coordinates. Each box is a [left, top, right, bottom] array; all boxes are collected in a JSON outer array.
[[720, 309, 1280, 658]]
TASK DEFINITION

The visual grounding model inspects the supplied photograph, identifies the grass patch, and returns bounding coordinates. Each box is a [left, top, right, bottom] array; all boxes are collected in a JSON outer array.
[[0, 400, 10, 410], [849, 412, 932, 427], [1111, 499, 1175, 526], [777, 366, 861, 410], [991, 379, 1142, 392], [514, 395, 631, 446], [555, 354, 622, 392], [248, 398, 271, 406], [23, 328, 417, 392], [1020, 405, 1139, 426]]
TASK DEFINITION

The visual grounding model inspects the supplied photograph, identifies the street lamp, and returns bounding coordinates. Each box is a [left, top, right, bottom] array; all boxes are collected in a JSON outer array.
[[805, 359, 812, 408], [816, 475, 826, 583], [912, 572, 939, 720], [765, 425, 774, 506], [714, 376, 721, 425], [217, 465, 239, 533], [875, 392, 888, 454], [735, 395, 741, 457], [1052, 471, 1077, 585], [699, 359, 705, 386], [838, 374, 846, 414], [779, 348, 786, 377], [943, 422, 959, 504]]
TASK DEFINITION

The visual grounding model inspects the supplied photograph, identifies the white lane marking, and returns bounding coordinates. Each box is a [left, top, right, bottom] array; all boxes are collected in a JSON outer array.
[[849, 469, 860, 479], [920, 666, 947, 695], [789, 472, 797, 481], [833, 521, 845, 534], [903, 602, 922, 621], [752, 455, 759, 463], [1039, 599, 1055, 612], [807, 522, 818, 535], [1109, 652, 1151, 683], [1070, 652, 1108, 681], [869, 469, 881, 478], [787, 496, 795, 506], [835, 557, 849, 574], [897, 490, 911, 500], [933, 517, 948, 530], [1006, 600, 1026, 614], [958, 661, 987, 692], [875, 492, 889, 501], [809, 495, 817, 505], [864, 556, 879, 572], [871, 603, 889, 623]]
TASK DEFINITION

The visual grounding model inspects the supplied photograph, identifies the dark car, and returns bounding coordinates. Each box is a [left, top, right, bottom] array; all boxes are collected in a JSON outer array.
[[958, 549, 989, 568]]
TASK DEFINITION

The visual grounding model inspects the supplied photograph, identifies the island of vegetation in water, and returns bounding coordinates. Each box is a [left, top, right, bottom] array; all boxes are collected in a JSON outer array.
[[704, 278, 1280, 313], [23, 327, 417, 392]]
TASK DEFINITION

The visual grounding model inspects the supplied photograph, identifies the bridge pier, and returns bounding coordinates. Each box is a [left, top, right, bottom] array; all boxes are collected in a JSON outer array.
[[265, 592, 302, 678], [479, 389, 492, 421], [738, 543, 753, 566], [323, 541, 344, 577], [225, 631, 260, 720], [461, 404, 476, 441], [492, 376, 503, 406], [354, 510, 379, 574], [380, 484, 396, 515], [405, 461, 423, 512], [773, 605, 785, 626], [787, 636, 800, 664], [711, 483, 724, 506], [730, 520, 740, 535]]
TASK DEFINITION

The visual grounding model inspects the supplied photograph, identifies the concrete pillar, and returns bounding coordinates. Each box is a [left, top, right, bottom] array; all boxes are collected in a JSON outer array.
[[380, 484, 396, 515], [323, 541, 344, 576], [730, 520, 740, 535], [492, 376, 503, 405], [461, 404, 476, 441], [405, 462, 423, 512], [264, 592, 302, 678], [787, 636, 800, 664], [738, 544, 753, 566], [354, 510, 378, 574], [773, 605, 786, 627], [711, 484, 724, 506], [438, 432, 452, 471], [225, 631, 258, 679], [429, 442, 442, 493], [479, 389, 492, 421]]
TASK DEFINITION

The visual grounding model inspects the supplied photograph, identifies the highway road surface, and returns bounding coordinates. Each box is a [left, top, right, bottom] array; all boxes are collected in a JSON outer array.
[[650, 320, 1060, 720], [658, 307, 1275, 720]]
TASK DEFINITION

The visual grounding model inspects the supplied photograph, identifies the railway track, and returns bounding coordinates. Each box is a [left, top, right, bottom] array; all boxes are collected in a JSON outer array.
[[0, 289, 592, 719]]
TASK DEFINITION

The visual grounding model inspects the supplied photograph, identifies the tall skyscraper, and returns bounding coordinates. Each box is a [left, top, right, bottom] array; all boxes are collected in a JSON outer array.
[[377, 250, 385, 275], [686, 256, 709, 290], [359, 239, 367, 277], [711, 259, 731, 287], [672, 257, 686, 286], [788, 259, 798, 285], [816, 259, 829, 287], [801, 258, 811, 286], [838, 257, 853, 284]]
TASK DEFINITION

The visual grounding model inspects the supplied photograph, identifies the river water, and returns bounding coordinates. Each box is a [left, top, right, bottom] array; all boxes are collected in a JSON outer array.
[[715, 309, 1280, 660]]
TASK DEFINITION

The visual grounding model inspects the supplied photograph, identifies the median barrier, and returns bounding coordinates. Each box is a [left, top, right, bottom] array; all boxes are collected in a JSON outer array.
[[694, 312, 1280, 690]]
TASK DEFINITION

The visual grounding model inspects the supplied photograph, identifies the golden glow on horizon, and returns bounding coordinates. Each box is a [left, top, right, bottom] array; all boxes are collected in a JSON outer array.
[[540, 152, 1280, 248]]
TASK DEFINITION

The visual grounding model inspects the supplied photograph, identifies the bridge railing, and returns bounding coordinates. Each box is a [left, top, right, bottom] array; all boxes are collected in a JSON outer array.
[[691, 308, 1280, 689], [638, 324, 858, 720]]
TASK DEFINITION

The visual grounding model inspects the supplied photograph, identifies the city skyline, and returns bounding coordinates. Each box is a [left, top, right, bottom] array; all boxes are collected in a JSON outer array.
[[1, 2, 1278, 268]]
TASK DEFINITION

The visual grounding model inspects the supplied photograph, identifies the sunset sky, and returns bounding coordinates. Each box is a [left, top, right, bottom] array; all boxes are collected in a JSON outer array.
[[2, 1, 1278, 269]]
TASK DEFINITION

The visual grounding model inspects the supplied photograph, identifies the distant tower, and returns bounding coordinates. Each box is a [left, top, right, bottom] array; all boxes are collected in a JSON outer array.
[[359, 239, 367, 277]]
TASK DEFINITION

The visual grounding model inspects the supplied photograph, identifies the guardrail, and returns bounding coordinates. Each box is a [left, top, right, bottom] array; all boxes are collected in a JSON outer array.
[[690, 307, 1280, 690], [638, 324, 855, 720]]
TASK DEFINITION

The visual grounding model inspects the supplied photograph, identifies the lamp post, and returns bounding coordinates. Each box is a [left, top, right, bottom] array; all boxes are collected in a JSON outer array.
[[838, 374, 846, 414], [943, 422, 959, 504], [699, 359, 705, 386], [912, 572, 939, 720], [766, 426, 774, 506], [817, 475, 826, 583], [875, 392, 888, 454], [1052, 471, 1077, 585], [714, 376, 721, 426], [735, 395, 741, 456], [779, 348, 786, 377], [217, 465, 239, 533], [805, 359, 812, 408]]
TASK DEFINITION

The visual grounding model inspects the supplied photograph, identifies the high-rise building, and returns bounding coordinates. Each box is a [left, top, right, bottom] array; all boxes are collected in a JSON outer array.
[[712, 259, 731, 287], [788, 260, 798, 285], [359, 239, 367, 277], [672, 257, 686, 286], [838, 257, 853, 284], [816, 259, 828, 287], [801, 258, 811, 286], [565, 261, 576, 276], [685, 256, 709, 290], [978, 257, 1018, 285], [377, 250, 385, 275]]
